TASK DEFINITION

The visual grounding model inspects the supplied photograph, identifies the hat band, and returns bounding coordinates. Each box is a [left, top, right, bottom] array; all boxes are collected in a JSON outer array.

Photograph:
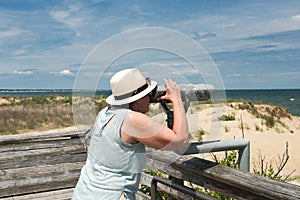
[[114, 83, 148, 100]]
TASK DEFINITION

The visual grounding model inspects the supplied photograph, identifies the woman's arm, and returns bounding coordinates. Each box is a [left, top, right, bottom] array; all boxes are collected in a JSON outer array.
[[121, 79, 189, 150]]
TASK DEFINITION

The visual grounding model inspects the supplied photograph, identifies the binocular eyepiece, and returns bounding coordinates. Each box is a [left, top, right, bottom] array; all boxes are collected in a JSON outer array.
[[149, 84, 213, 103]]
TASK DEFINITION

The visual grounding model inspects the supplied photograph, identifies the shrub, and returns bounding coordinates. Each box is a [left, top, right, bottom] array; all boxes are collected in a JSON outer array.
[[253, 142, 294, 181], [262, 114, 275, 128], [218, 114, 235, 121], [194, 129, 205, 141], [255, 124, 260, 131], [213, 150, 239, 169]]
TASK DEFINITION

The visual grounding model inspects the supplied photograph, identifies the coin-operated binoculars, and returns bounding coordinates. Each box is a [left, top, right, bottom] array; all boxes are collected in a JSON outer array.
[[150, 84, 214, 129]]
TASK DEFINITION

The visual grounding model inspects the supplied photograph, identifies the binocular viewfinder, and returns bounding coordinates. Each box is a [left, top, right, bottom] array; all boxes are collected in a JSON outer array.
[[149, 84, 213, 103]]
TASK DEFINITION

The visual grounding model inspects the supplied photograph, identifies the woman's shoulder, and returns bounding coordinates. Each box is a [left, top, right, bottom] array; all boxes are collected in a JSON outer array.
[[125, 111, 151, 127]]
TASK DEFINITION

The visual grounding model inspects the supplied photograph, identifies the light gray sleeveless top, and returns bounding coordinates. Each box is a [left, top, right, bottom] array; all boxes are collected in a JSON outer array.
[[72, 107, 146, 200]]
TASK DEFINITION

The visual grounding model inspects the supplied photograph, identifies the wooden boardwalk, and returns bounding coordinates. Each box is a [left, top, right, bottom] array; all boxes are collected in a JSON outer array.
[[0, 129, 299, 199]]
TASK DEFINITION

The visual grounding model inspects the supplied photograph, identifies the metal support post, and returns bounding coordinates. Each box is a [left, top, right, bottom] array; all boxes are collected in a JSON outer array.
[[151, 176, 217, 200], [178, 139, 250, 171]]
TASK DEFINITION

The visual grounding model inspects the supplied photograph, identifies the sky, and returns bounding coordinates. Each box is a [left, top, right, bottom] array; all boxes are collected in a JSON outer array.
[[0, 0, 300, 90]]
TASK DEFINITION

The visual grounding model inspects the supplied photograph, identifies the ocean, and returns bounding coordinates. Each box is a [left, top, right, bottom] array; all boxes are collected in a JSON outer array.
[[0, 89, 299, 116], [225, 89, 300, 117]]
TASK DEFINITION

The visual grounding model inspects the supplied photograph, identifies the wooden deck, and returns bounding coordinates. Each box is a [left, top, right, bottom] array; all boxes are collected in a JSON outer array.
[[0, 129, 299, 200]]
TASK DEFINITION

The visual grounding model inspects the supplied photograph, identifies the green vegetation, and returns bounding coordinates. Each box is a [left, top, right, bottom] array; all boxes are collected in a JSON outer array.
[[218, 114, 236, 121], [140, 168, 169, 199], [255, 124, 263, 132], [217, 151, 239, 169], [286, 175, 300, 183], [194, 129, 205, 141]]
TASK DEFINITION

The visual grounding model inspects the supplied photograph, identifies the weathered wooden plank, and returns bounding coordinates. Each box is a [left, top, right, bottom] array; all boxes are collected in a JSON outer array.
[[136, 190, 151, 200], [0, 137, 84, 153], [0, 153, 86, 170], [140, 171, 154, 187], [0, 162, 84, 180], [0, 128, 89, 144], [0, 144, 86, 162], [1, 182, 147, 200], [0, 197, 13, 200], [0, 170, 80, 198], [180, 157, 300, 200], [146, 151, 300, 200], [204, 164, 300, 200], [0, 188, 74, 200]]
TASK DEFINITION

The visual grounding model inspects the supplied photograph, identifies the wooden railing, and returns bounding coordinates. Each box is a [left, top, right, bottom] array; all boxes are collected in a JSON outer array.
[[140, 151, 300, 200], [0, 129, 299, 200]]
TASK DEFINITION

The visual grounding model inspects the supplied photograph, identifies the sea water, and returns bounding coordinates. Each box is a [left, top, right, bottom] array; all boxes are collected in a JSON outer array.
[[225, 89, 300, 117]]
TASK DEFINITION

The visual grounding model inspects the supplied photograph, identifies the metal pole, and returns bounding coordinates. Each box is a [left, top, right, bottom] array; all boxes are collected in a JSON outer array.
[[151, 178, 157, 200], [178, 139, 250, 171], [238, 139, 250, 171], [151, 176, 218, 200]]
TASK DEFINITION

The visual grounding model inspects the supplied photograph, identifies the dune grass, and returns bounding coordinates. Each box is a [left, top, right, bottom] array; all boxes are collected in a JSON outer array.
[[0, 95, 109, 135], [0, 96, 73, 135], [228, 100, 291, 129]]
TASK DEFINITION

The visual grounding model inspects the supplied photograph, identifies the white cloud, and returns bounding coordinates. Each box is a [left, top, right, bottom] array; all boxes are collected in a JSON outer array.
[[13, 70, 34, 75], [12, 49, 27, 56], [291, 15, 300, 20], [0, 27, 22, 38], [50, 3, 85, 28], [52, 69, 74, 77], [51, 10, 70, 21], [220, 23, 236, 28]]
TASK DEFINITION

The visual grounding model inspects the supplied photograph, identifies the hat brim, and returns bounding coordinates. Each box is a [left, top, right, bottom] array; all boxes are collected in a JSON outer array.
[[106, 81, 157, 105]]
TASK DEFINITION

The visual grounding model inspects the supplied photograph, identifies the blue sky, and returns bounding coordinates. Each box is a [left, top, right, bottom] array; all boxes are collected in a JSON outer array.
[[0, 0, 299, 89]]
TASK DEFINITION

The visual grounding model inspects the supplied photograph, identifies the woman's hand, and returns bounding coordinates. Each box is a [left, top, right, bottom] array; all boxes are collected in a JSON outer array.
[[158, 79, 182, 103]]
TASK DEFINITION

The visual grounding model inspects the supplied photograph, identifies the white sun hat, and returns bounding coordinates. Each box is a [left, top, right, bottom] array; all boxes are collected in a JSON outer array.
[[106, 68, 157, 105]]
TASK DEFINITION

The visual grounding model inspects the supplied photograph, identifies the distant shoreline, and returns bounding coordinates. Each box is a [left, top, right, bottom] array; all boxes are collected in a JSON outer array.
[[1, 89, 299, 116]]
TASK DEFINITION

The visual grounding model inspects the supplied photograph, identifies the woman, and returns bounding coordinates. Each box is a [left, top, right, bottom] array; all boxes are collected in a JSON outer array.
[[72, 68, 189, 200]]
